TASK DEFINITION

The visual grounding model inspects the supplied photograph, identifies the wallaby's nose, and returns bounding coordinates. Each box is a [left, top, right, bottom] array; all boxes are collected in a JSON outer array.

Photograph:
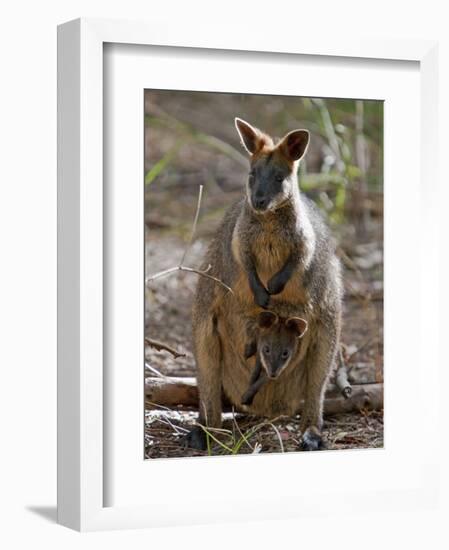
[[254, 196, 267, 210]]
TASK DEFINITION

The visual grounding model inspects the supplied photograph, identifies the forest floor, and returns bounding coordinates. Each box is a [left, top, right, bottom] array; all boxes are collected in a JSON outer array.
[[144, 227, 384, 459]]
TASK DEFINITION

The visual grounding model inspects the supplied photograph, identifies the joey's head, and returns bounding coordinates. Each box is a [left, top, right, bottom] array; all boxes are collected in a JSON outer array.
[[256, 311, 308, 380], [235, 118, 309, 214]]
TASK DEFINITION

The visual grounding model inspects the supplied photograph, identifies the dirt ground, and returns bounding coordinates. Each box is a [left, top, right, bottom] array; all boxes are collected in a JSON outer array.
[[144, 229, 383, 459]]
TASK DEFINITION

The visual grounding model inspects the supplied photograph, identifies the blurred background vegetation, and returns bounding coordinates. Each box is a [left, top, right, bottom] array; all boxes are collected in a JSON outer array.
[[144, 90, 383, 242]]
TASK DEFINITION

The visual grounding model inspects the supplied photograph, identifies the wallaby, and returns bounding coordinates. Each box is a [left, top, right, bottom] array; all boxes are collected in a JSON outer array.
[[241, 310, 308, 406], [186, 118, 342, 452], [231, 117, 316, 310]]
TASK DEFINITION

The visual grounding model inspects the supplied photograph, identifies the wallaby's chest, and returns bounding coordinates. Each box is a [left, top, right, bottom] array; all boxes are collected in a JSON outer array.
[[252, 230, 290, 276]]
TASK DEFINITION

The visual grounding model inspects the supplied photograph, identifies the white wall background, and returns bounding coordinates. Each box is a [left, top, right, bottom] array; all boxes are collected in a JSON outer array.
[[0, 1, 448, 548]]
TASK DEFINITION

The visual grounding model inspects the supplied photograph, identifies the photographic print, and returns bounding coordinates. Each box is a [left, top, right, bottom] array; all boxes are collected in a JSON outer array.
[[144, 90, 383, 459]]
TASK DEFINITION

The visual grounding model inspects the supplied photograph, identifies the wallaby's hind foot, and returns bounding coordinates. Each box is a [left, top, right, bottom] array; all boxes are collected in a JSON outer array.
[[300, 427, 326, 451], [182, 426, 208, 451]]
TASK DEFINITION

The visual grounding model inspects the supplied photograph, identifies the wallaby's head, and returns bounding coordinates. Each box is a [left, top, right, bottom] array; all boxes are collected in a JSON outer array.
[[235, 118, 309, 214], [256, 311, 308, 379]]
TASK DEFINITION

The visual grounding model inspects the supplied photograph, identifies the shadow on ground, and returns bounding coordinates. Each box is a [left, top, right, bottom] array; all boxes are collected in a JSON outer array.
[[26, 506, 57, 523]]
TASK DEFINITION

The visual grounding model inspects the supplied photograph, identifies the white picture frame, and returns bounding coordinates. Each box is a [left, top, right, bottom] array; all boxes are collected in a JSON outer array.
[[57, 18, 440, 531]]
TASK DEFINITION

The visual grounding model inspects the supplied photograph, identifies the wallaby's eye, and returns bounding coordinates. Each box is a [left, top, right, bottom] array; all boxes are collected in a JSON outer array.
[[276, 175, 283, 183], [263, 345, 270, 355], [281, 350, 289, 359], [249, 170, 255, 179]]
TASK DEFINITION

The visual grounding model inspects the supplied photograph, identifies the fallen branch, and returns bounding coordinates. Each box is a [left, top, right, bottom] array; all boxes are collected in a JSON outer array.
[[145, 376, 200, 408], [323, 384, 383, 415], [145, 338, 186, 359], [144, 376, 383, 415], [334, 347, 352, 399]]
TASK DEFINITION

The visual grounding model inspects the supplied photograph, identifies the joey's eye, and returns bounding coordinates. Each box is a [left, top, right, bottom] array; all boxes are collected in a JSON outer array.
[[263, 345, 270, 355], [276, 175, 283, 183], [249, 170, 255, 179], [281, 350, 289, 359]]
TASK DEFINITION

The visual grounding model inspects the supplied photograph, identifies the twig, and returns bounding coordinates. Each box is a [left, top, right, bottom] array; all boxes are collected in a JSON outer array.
[[146, 264, 234, 294], [145, 362, 173, 380], [145, 185, 234, 295], [180, 185, 203, 266], [157, 415, 190, 435], [145, 400, 172, 411], [267, 422, 285, 453], [145, 266, 181, 281], [335, 347, 352, 399], [145, 338, 186, 359]]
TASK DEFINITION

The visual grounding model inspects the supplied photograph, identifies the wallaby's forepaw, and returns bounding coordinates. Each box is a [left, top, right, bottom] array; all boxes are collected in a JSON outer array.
[[300, 427, 326, 451], [182, 426, 208, 451], [267, 275, 286, 295], [254, 287, 270, 309]]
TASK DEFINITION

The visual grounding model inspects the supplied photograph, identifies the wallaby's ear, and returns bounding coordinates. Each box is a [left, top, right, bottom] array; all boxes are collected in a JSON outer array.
[[279, 129, 309, 161], [235, 117, 267, 155], [257, 311, 278, 329], [286, 317, 308, 338]]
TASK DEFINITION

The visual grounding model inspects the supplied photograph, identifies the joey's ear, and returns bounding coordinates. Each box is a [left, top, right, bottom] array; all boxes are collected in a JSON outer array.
[[257, 311, 278, 329], [279, 129, 309, 161], [286, 317, 308, 338], [235, 117, 267, 155]]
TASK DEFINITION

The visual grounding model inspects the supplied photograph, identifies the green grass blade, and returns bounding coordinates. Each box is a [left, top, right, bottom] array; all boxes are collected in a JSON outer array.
[[144, 141, 183, 185]]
